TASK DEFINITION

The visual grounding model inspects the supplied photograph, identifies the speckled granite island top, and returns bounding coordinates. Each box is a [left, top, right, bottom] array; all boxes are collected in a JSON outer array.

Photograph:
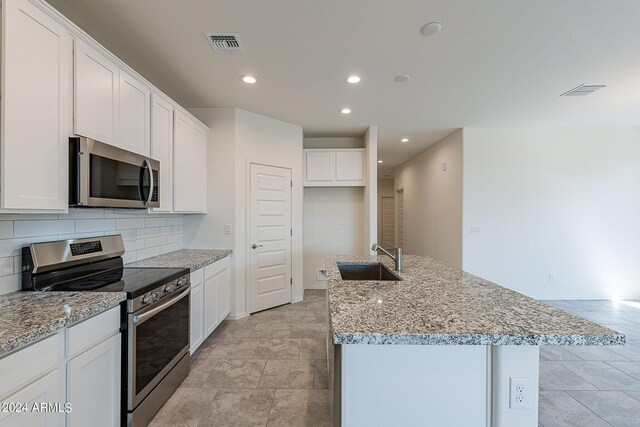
[[327, 255, 625, 346], [0, 291, 125, 358], [127, 249, 232, 272]]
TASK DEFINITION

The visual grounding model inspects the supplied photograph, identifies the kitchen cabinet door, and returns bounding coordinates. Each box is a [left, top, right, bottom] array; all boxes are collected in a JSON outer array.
[[303, 149, 365, 187], [190, 281, 205, 354], [336, 150, 365, 182], [66, 333, 120, 427], [216, 267, 230, 324], [119, 71, 151, 155], [304, 151, 335, 183], [151, 95, 174, 212], [173, 111, 207, 213], [0, 370, 63, 427], [74, 39, 120, 144], [1, 0, 71, 210], [204, 274, 219, 337]]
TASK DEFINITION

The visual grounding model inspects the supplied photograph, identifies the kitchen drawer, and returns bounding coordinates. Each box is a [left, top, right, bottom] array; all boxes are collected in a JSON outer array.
[[191, 268, 204, 286], [66, 306, 120, 358], [0, 334, 59, 398], [204, 257, 229, 280]]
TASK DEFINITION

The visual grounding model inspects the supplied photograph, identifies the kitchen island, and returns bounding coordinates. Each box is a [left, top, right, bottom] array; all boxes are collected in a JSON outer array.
[[326, 255, 624, 427]]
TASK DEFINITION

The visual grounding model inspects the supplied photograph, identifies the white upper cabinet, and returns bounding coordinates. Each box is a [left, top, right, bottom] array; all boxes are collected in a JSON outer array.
[[305, 151, 335, 183], [173, 110, 207, 213], [74, 38, 119, 145], [118, 71, 151, 155], [151, 95, 174, 212], [1, 0, 71, 211], [304, 149, 365, 186]]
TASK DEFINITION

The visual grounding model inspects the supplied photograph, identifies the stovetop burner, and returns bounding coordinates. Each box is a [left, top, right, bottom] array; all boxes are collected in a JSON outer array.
[[21, 235, 188, 299]]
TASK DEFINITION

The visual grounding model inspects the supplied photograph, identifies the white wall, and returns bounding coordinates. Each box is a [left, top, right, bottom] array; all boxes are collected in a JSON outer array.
[[186, 108, 304, 317], [377, 179, 395, 244], [0, 209, 184, 295], [463, 127, 640, 299], [363, 126, 378, 255], [303, 137, 363, 149], [394, 130, 463, 268], [184, 108, 235, 250], [303, 187, 364, 289]]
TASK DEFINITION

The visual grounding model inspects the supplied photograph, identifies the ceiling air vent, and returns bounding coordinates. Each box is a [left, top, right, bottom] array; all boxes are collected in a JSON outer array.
[[205, 33, 244, 53], [560, 84, 606, 97]]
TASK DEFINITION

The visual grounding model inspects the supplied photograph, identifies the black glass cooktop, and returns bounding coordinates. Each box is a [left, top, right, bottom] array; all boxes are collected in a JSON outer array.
[[27, 257, 188, 298]]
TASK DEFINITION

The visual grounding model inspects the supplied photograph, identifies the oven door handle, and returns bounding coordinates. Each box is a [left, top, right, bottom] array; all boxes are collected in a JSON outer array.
[[132, 286, 190, 324]]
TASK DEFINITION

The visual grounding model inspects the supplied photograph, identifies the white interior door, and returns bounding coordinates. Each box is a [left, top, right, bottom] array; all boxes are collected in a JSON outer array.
[[397, 189, 405, 248], [249, 163, 292, 313], [381, 197, 395, 246]]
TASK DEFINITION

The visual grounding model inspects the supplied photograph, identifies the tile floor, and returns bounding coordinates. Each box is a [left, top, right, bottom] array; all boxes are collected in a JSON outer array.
[[149, 290, 331, 427], [539, 299, 640, 427], [150, 292, 640, 426]]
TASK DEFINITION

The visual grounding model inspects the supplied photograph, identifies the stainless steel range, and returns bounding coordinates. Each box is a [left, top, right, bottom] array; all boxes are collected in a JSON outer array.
[[21, 234, 191, 427]]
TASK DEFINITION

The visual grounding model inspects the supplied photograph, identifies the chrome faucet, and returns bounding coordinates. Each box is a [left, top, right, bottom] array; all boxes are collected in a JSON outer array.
[[371, 242, 403, 271]]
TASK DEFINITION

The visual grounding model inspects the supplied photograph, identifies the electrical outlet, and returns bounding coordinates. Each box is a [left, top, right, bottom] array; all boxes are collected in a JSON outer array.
[[441, 162, 447, 171], [548, 274, 556, 283], [339, 222, 344, 229], [224, 224, 232, 235], [317, 269, 327, 281], [470, 226, 481, 234], [509, 377, 531, 409]]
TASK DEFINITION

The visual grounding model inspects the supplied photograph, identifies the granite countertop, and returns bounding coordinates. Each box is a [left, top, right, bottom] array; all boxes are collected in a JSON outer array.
[[327, 255, 625, 346], [127, 249, 232, 272], [0, 291, 125, 358]]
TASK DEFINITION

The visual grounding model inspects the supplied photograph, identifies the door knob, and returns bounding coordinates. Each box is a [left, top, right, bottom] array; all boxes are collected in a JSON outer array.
[[251, 243, 263, 249]]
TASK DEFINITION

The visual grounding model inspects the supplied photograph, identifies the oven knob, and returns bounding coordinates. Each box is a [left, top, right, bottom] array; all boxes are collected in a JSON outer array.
[[176, 277, 186, 287], [141, 295, 150, 304], [163, 284, 172, 293], [151, 292, 159, 302]]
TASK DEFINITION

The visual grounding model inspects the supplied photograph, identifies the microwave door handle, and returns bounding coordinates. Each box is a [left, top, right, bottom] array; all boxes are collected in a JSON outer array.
[[142, 159, 154, 206]]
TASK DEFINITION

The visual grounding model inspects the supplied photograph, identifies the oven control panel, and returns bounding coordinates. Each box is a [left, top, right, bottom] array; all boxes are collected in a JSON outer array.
[[70, 240, 103, 256], [128, 273, 191, 313]]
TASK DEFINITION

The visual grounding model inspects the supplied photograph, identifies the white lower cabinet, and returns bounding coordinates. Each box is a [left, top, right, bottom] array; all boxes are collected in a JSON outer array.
[[0, 306, 121, 427], [66, 334, 120, 427], [189, 257, 231, 354], [0, 369, 63, 427], [190, 280, 205, 354]]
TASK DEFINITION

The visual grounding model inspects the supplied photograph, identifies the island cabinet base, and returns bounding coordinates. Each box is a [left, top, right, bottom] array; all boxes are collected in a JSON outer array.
[[333, 344, 539, 427]]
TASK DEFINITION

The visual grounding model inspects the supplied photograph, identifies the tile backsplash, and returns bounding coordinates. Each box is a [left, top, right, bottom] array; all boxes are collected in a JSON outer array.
[[0, 209, 184, 295]]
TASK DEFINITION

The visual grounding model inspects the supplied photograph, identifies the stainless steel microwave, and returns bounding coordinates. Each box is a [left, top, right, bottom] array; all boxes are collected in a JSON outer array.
[[69, 137, 160, 209]]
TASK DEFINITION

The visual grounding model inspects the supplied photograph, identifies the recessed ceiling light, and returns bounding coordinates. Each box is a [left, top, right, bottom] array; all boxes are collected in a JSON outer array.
[[420, 22, 442, 36], [401, 138, 409, 143], [346, 75, 361, 84], [377, 160, 383, 164], [340, 108, 351, 114], [394, 74, 410, 83], [241, 75, 257, 84]]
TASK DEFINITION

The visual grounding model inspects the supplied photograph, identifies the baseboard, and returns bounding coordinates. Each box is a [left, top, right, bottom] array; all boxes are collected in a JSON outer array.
[[227, 312, 249, 320], [304, 283, 327, 290]]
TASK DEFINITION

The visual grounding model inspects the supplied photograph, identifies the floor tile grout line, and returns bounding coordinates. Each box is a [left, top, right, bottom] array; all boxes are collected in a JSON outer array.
[[602, 360, 640, 382], [563, 390, 615, 427]]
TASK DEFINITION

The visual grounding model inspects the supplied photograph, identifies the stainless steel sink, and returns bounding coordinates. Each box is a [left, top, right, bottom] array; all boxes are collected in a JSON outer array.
[[337, 262, 402, 281]]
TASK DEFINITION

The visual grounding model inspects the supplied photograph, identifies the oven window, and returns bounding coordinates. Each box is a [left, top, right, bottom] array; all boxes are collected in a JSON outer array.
[[90, 154, 150, 201], [135, 294, 189, 395]]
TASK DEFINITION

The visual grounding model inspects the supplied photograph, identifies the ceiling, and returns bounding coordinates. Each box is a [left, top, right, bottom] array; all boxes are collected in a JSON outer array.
[[48, 0, 640, 175]]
